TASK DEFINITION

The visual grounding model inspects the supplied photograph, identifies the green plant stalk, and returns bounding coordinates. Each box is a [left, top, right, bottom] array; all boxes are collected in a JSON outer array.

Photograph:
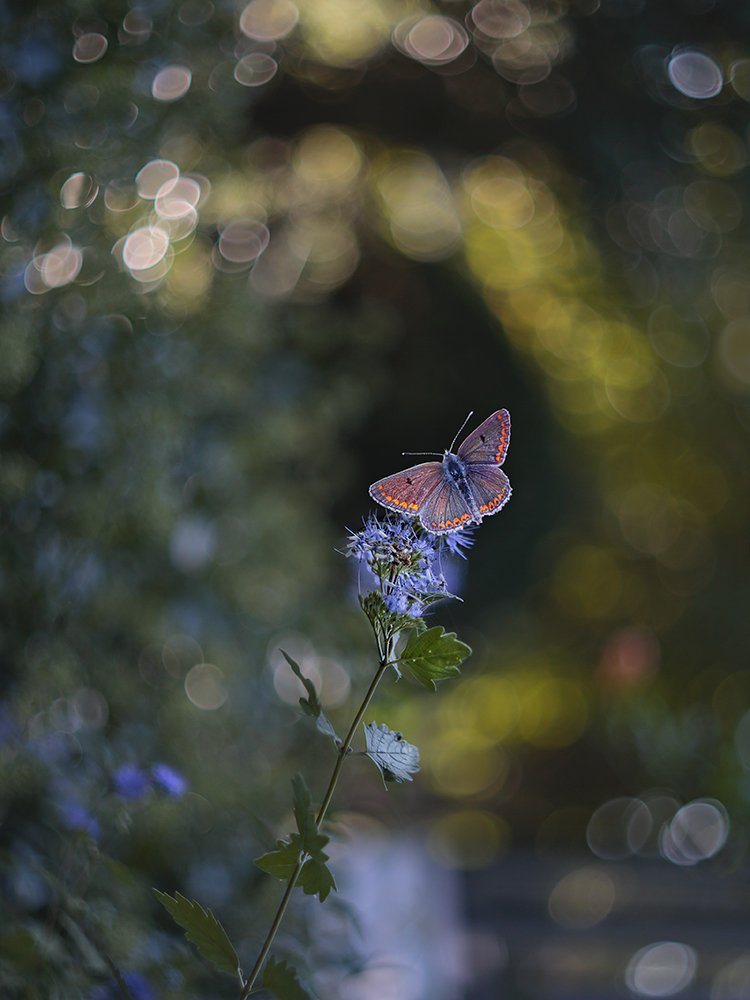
[[239, 656, 392, 998]]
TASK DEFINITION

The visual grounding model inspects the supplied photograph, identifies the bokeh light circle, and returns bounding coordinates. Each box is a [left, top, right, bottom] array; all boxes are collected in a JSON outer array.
[[61, 172, 99, 209], [719, 320, 750, 385], [218, 220, 270, 263], [402, 16, 469, 66], [587, 797, 651, 859], [184, 663, 228, 710], [470, 0, 530, 40], [154, 177, 202, 219], [548, 868, 615, 929], [152, 66, 192, 102], [234, 53, 278, 87], [73, 33, 108, 63], [240, 0, 298, 40], [41, 243, 83, 287], [660, 799, 729, 864], [625, 942, 697, 997], [136, 160, 180, 199], [123, 226, 170, 272], [667, 50, 723, 99]]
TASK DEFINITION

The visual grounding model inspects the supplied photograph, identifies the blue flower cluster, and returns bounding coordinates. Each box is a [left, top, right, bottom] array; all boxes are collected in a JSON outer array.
[[347, 513, 474, 618], [112, 762, 187, 800]]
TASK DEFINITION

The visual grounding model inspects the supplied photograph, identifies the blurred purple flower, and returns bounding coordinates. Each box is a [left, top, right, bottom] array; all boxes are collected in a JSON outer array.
[[89, 971, 154, 1000], [0, 703, 20, 742], [112, 764, 151, 798], [151, 763, 187, 798], [31, 732, 71, 763], [57, 801, 100, 839]]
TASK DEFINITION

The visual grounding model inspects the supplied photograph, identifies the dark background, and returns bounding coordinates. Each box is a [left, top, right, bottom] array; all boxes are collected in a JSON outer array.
[[2, 0, 750, 997]]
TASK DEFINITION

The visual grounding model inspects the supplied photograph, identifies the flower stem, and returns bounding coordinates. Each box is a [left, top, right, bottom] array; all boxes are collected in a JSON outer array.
[[315, 658, 389, 825], [239, 858, 303, 999], [240, 658, 390, 998]]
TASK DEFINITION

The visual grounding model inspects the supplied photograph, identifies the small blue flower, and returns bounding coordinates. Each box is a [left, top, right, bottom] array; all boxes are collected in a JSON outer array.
[[383, 585, 422, 617], [441, 526, 475, 559], [349, 513, 456, 618], [112, 764, 152, 799], [346, 513, 417, 568], [151, 763, 187, 798]]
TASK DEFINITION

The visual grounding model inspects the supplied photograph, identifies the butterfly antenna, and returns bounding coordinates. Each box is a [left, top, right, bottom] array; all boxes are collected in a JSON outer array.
[[449, 411, 474, 453], [402, 451, 442, 457]]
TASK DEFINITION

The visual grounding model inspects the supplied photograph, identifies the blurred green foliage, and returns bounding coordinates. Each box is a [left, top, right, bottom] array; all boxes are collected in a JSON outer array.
[[2, 0, 750, 996]]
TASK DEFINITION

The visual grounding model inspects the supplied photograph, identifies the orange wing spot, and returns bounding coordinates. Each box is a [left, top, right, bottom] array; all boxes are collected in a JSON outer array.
[[480, 494, 504, 513], [493, 414, 509, 462]]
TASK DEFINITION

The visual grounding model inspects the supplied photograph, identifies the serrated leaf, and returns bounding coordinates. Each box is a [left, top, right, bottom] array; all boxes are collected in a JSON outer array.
[[255, 778, 335, 901], [363, 722, 420, 783], [292, 775, 331, 861], [292, 773, 315, 845], [282, 651, 340, 744], [260, 956, 313, 1000], [254, 836, 302, 880], [398, 626, 471, 690], [153, 890, 240, 978], [298, 855, 337, 902]]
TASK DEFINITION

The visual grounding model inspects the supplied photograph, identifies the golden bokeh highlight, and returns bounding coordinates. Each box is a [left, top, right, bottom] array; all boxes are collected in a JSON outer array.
[[516, 677, 588, 748], [548, 867, 615, 929], [293, 0, 407, 67], [372, 151, 462, 261], [429, 734, 508, 798]]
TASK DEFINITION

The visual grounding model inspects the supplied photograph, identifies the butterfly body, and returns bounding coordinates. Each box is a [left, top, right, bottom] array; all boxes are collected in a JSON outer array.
[[369, 409, 512, 534]]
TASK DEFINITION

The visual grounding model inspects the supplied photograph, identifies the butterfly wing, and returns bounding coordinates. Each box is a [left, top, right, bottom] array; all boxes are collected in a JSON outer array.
[[418, 477, 475, 533], [457, 409, 510, 466], [369, 462, 445, 517], [464, 465, 512, 519]]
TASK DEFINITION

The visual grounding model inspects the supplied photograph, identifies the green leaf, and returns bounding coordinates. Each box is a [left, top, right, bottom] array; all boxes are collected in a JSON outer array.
[[260, 956, 313, 1000], [398, 625, 471, 690], [153, 890, 240, 978], [281, 651, 340, 745], [298, 855, 337, 902], [254, 837, 302, 880], [314, 713, 340, 742], [255, 835, 335, 901], [292, 773, 314, 843], [254, 776, 336, 901], [292, 774, 331, 862], [363, 722, 420, 783], [281, 650, 320, 714]]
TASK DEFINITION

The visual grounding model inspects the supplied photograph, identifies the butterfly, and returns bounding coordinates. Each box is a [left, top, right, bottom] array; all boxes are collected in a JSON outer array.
[[369, 410, 512, 534]]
